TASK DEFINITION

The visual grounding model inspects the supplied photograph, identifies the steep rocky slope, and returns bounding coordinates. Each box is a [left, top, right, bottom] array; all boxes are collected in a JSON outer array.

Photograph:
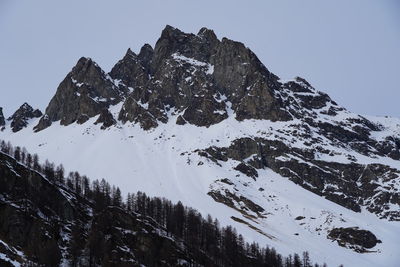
[[1, 26, 399, 266], [0, 152, 209, 266], [34, 57, 126, 131]]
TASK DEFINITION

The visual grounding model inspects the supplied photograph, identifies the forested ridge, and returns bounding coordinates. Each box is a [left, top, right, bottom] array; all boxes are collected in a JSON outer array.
[[0, 139, 329, 267]]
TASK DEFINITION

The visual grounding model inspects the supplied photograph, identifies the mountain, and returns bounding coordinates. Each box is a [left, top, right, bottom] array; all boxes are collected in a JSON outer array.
[[1, 25, 399, 266], [7, 103, 42, 132]]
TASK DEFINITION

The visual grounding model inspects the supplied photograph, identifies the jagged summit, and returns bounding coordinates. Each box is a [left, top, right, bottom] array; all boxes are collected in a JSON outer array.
[[1, 25, 400, 267], [34, 25, 306, 132], [34, 56, 126, 131], [125, 47, 135, 57], [7, 103, 42, 132]]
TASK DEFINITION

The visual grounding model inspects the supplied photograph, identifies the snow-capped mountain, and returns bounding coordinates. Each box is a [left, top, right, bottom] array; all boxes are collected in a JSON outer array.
[[1, 26, 399, 266]]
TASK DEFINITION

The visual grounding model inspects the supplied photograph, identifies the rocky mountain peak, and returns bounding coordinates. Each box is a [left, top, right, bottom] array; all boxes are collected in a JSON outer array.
[[138, 43, 154, 70], [198, 27, 217, 38], [2, 26, 400, 267], [152, 25, 219, 69], [160, 24, 187, 40], [122, 48, 138, 63], [152, 25, 194, 70], [109, 47, 150, 91], [32, 26, 394, 135], [139, 43, 153, 56], [35, 26, 340, 132], [7, 102, 42, 132], [34, 57, 125, 131]]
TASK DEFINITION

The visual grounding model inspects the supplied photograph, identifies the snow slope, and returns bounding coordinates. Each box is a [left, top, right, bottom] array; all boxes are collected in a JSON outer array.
[[1, 105, 400, 267]]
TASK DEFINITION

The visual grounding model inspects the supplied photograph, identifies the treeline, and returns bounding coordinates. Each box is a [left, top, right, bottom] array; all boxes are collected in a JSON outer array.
[[0, 140, 329, 267]]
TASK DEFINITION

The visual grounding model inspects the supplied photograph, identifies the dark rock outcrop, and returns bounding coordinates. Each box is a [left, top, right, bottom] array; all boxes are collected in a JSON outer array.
[[234, 162, 258, 179], [109, 47, 152, 92], [108, 25, 294, 130], [118, 96, 159, 130], [198, 137, 400, 220], [7, 103, 42, 132], [94, 109, 116, 129], [208, 187, 265, 219], [328, 227, 381, 252], [34, 57, 126, 131], [0, 152, 76, 265], [33, 25, 394, 139]]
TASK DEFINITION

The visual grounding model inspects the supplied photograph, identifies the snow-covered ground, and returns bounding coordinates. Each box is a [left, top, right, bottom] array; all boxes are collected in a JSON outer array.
[[1, 106, 400, 267]]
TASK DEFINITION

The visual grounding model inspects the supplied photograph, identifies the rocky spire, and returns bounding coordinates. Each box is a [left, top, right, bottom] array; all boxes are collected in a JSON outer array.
[[34, 57, 125, 132], [109, 47, 150, 91], [7, 103, 42, 132], [138, 44, 154, 70], [197, 27, 219, 47]]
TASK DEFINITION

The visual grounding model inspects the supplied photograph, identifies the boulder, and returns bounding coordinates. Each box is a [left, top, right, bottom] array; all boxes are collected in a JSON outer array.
[[328, 227, 381, 252]]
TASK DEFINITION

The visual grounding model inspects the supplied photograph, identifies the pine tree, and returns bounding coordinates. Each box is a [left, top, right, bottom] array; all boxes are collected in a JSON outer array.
[[293, 253, 302, 267], [33, 153, 40, 171], [112, 187, 122, 207], [55, 164, 65, 184], [74, 172, 82, 195], [82, 175, 91, 198], [21, 147, 27, 164], [25, 153, 32, 168], [44, 159, 55, 181], [303, 251, 311, 267], [14, 146, 21, 162]]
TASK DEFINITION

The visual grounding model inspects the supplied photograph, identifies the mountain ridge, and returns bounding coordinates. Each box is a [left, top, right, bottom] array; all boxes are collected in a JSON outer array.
[[1, 25, 399, 266]]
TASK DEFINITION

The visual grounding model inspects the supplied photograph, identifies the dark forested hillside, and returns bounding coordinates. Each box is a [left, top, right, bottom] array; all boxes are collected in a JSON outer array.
[[0, 140, 325, 267]]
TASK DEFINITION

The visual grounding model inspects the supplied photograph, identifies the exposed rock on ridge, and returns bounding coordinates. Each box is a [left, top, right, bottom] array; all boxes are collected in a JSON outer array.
[[34, 25, 301, 131], [7, 103, 42, 132], [34, 57, 126, 131], [198, 136, 400, 220]]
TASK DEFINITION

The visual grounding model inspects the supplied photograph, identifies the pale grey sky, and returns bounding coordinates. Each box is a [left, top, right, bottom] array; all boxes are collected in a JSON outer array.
[[0, 0, 399, 117]]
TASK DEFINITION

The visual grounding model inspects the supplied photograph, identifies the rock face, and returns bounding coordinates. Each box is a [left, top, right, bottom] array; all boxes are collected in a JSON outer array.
[[34, 57, 125, 131], [0, 152, 75, 265], [34, 25, 297, 132], [328, 227, 381, 252], [198, 135, 400, 220], [35, 25, 382, 134], [7, 103, 42, 132], [94, 108, 117, 129], [111, 25, 291, 129]]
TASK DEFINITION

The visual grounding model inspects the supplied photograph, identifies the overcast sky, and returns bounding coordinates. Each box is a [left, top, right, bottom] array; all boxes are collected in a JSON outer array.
[[0, 0, 399, 117]]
